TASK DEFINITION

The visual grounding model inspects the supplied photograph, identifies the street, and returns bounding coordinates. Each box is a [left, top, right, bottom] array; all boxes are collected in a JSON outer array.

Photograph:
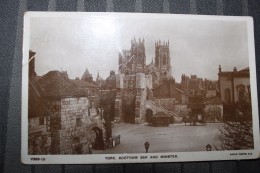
[[93, 123, 223, 154]]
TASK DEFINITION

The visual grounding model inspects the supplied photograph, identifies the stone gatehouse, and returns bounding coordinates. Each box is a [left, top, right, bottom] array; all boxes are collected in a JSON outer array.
[[28, 51, 105, 154]]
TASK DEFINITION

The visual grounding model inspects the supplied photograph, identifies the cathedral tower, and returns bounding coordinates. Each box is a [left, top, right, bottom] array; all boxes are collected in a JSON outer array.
[[130, 37, 146, 74], [155, 40, 172, 79]]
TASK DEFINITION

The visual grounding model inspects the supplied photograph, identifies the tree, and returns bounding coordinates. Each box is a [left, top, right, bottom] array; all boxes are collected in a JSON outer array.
[[216, 121, 253, 150], [215, 94, 253, 150], [122, 96, 136, 123]]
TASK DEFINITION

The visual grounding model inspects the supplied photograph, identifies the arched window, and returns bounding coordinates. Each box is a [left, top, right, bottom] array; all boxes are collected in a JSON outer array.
[[138, 53, 143, 64], [224, 88, 231, 104], [163, 55, 167, 65], [237, 85, 246, 102], [155, 56, 159, 66]]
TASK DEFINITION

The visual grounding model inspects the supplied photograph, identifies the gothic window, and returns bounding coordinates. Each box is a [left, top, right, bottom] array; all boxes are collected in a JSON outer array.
[[163, 55, 167, 65], [155, 56, 159, 66], [224, 88, 231, 104], [138, 53, 143, 64]]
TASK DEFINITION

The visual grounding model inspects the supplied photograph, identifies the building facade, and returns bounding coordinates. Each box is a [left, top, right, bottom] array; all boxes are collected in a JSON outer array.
[[218, 65, 251, 121]]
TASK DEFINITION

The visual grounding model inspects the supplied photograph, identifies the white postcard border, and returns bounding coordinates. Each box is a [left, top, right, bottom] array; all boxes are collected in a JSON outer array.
[[21, 12, 260, 164]]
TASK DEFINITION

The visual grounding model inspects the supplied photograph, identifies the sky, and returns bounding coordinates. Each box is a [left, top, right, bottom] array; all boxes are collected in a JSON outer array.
[[29, 13, 250, 82]]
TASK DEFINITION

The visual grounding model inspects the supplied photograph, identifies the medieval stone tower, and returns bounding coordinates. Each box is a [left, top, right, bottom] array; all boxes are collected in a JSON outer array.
[[131, 38, 146, 74], [155, 40, 172, 79], [119, 38, 146, 75]]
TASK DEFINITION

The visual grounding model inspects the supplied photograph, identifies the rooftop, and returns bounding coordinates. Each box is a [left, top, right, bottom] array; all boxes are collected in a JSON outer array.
[[38, 71, 87, 98], [71, 79, 98, 88]]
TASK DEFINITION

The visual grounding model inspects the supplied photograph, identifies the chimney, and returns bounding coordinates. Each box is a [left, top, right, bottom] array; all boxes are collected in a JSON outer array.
[[218, 65, 222, 73], [233, 66, 237, 72]]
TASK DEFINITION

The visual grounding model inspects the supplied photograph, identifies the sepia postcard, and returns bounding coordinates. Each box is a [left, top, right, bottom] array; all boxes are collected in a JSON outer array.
[[22, 12, 260, 164]]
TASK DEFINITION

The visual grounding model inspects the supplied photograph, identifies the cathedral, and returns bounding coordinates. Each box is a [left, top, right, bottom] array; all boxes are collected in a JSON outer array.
[[114, 38, 223, 124], [115, 38, 174, 124], [118, 38, 172, 87]]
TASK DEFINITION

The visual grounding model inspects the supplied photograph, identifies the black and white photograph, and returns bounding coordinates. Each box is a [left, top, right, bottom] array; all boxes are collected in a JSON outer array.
[[22, 12, 260, 164]]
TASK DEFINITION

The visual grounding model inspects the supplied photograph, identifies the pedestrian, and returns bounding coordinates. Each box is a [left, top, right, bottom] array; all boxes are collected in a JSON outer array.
[[144, 141, 150, 153]]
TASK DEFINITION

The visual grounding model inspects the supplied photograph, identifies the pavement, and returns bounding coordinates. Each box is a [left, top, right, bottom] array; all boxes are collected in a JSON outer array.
[[93, 122, 223, 154]]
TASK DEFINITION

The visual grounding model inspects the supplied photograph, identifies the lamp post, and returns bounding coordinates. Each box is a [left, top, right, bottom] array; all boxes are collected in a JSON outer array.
[[206, 144, 212, 151], [89, 143, 92, 154]]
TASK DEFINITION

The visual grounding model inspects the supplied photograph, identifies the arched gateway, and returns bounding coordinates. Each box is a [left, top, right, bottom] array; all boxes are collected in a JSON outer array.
[[146, 109, 153, 124], [91, 127, 104, 150]]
